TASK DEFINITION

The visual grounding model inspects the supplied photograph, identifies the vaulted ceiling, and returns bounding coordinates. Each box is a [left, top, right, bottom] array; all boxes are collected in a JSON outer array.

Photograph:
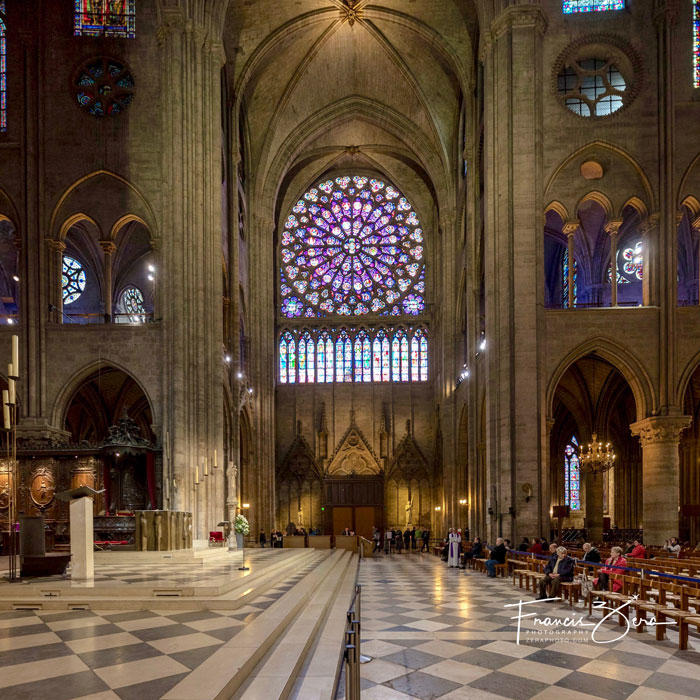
[[224, 0, 479, 216]]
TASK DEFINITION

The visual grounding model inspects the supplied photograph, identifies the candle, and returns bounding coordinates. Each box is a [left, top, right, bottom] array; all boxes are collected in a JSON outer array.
[[165, 431, 170, 461], [203, 457, 208, 477], [2, 390, 9, 429], [213, 449, 218, 468], [194, 464, 199, 485], [8, 377, 14, 406], [11, 335, 18, 377]]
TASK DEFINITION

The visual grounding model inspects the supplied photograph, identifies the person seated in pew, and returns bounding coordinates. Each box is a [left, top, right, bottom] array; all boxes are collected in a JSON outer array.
[[485, 537, 507, 578], [581, 542, 601, 563], [629, 539, 645, 559], [536, 546, 575, 600], [663, 538, 681, 557], [594, 546, 627, 592], [463, 536, 483, 565], [624, 540, 635, 555], [528, 538, 544, 555], [517, 537, 530, 552]]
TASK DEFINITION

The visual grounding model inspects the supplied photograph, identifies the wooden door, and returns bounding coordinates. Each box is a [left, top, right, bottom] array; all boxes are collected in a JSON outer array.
[[333, 506, 353, 535], [354, 506, 374, 540]]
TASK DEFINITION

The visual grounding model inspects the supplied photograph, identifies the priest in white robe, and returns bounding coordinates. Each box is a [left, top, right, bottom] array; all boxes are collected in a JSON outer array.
[[447, 528, 461, 568]]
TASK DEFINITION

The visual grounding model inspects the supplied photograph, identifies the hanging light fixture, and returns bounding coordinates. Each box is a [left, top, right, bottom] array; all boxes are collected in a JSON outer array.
[[580, 433, 616, 475], [580, 357, 616, 475]]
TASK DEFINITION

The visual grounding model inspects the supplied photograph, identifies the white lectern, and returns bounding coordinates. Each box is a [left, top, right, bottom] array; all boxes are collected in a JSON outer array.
[[56, 486, 104, 581]]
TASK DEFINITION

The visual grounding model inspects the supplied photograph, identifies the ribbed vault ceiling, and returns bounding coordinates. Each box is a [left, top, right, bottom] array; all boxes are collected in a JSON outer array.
[[225, 0, 478, 212]]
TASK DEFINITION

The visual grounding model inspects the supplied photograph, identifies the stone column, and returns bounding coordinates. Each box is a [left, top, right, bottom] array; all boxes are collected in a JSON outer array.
[[99, 240, 116, 321], [604, 220, 622, 307], [46, 240, 65, 323], [584, 471, 604, 543], [630, 415, 691, 545], [562, 221, 579, 309], [640, 214, 659, 308], [481, 4, 548, 543]]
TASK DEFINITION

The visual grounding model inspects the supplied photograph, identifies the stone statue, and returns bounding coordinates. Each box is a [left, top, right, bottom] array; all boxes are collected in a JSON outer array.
[[405, 496, 414, 526], [297, 509, 304, 527]]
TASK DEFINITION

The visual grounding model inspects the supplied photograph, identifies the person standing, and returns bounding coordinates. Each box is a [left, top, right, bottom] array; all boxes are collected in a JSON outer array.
[[259, 529, 267, 548], [403, 527, 411, 551], [396, 529, 403, 553], [385, 527, 393, 554], [372, 526, 381, 553], [410, 526, 417, 549], [421, 527, 430, 553], [447, 528, 461, 568]]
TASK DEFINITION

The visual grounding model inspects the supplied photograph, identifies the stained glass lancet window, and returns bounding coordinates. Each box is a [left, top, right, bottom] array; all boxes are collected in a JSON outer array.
[[562, 249, 578, 307], [563, 0, 624, 12], [118, 285, 146, 322], [694, 2, 700, 88], [280, 175, 425, 318], [278, 328, 428, 384], [564, 437, 581, 511], [0, 1, 6, 133], [617, 240, 643, 283], [74, 1, 136, 39], [62, 256, 87, 305]]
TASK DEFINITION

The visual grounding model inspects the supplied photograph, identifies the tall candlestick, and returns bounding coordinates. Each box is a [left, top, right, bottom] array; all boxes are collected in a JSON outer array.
[[194, 464, 199, 485], [11, 335, 18, 377], [213, 449, 218, 468], [2, 390, 9, 429], [7, 376, 14, 406], [203, 457, 208, 477], [165, 431, 170, 461]]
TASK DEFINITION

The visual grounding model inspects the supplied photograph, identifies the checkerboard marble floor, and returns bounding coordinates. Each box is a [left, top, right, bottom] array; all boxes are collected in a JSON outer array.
[[346, 552, 700, 700], [0, 559, 317, 699]]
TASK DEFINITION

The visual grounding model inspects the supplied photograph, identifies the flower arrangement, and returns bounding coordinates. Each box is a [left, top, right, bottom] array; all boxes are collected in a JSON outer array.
[[234, 513, 250, 535]]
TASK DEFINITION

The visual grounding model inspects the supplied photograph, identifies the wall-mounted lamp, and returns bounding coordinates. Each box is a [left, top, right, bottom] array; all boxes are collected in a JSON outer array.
[[434, 506, 441, 512], [459, 499, 468, 506], [242, 502, 250, 509]]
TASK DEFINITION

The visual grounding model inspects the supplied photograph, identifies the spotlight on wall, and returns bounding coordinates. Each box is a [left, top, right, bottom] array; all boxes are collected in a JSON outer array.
[[148, 274, 154, 281], [12, 276, 19, 282], [224, 354, 231, 363], [236, 372, 243, 380], [148, 265, 155, 273], [456, 365, 469, 387], [247, 387, 253, 394], [479, 338, 486, 352], [6, 319, 13, 325]]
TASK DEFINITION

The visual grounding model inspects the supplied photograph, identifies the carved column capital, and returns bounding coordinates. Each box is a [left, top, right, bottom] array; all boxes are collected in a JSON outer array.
[[630, 415, 692, 446], [546, 417, 556, 437], [99, 240, 117, 255], [491, 5, 548, 39], [640, 213, 661, 237], [562, 220, 580, 237], [46, 239, 66, 253], [604, 219, 623, 236]]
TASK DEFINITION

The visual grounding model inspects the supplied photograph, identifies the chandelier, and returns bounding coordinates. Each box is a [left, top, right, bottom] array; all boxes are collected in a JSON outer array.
[[580, 433, 616, 475]]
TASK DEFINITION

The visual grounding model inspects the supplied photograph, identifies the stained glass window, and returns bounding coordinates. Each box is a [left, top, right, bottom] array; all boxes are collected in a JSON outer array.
[[557, 59, 626, 117], [564, 436, 581, 511], [280, 175, 425, 318], [73, 58, 135, 118], [278, 327, 428, 384], [62, 256, 87, 305], [563, 0, 625, 12], [695, 1, 700, 88], [618, 240, 643, 282], [74, 1, 136, 39], [1, 2, 6, 133], [118, 285, 146, 322], [562, 249, 578, 307]]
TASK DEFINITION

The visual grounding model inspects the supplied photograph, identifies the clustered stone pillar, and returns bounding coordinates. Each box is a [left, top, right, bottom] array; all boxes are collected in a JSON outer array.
[[46, 239, 66, 323], [584, 471, 604, 543], [99, 240, 116, 321], [630, 415, 691, 545], [605, 220, 622, 307]]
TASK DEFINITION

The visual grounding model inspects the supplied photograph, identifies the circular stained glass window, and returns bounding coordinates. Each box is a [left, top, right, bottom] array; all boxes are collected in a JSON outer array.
[[557, 58, 626, 117], [280, 175, 426, 318], [119, 286, 146, 321], [62, 256, 86, 305], [73, 57, 135, 118]]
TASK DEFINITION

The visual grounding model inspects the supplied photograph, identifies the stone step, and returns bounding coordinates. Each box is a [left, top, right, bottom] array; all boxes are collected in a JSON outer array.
[[235, 551, 355, 700], [163, 549, 348, 700], [289, 554, 359, 699], [0, 549, 319, 611]]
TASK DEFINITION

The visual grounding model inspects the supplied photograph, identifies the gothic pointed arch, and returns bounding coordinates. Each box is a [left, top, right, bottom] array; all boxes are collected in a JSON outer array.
[[388, 421, 430, 483], [327, 411, 381, 476], [278, 422, 322, 482]]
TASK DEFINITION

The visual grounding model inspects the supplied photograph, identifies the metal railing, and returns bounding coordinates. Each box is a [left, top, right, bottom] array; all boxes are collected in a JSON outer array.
[[341, 584, 372, 700]]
